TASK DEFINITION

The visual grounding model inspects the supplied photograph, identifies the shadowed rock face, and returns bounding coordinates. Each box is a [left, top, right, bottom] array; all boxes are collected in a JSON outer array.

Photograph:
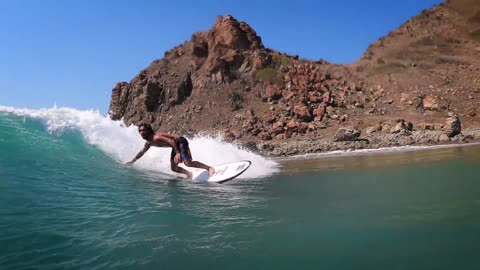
[[109, 82, 128, 120], [109, 4, 480, 152]]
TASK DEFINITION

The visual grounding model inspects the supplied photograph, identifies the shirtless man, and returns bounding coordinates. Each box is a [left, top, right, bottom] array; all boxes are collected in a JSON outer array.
[[125, 123, 215, 179]]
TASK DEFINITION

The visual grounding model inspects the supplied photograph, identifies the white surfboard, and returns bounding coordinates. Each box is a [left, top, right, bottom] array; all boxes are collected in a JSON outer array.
[[192, 160, 251, 183]]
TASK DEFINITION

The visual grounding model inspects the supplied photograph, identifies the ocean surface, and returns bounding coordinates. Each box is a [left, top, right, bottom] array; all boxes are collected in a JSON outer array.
[[1, 106, 480, 270]]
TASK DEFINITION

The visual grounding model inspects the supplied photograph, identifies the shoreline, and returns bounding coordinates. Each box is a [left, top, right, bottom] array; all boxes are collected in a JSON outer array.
[[253, 128, 480, 158], [274, 141, 480, 161]]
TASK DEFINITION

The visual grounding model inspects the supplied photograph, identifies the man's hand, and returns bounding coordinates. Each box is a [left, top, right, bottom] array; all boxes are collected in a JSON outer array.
[[174, 153, 181, 163], [125, 160, 135, 166]]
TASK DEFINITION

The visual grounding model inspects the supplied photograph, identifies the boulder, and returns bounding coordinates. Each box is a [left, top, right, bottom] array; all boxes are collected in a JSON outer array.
[[333, 128, 361, 142], [366, 124, 382, 134], [293, 103, 312, 122], [265, 84, 282, 101], [444, 115, 461, 137], [390, 119, 413, 134], [422, 95, 439, 110]]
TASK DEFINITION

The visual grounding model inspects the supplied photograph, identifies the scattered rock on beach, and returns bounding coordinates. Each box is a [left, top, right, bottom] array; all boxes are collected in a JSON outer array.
[[366, 123, 382, 134], [444, 115, 461, 138], [439, 133, 451, 142], [390, 119, 413, 134], [333, 128, 361, 142]]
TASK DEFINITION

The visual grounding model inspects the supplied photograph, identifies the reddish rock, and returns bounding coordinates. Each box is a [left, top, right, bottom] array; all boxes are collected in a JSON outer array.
[[293, 103, 312, 121], [283, 91, 296, 101], [258, 132, 272, 141], [309, 93, 321, 103], [422, 123, 435, 130], [366, 124, 382, 134], [261, 112, 277, 124], [466, 108, 477, 117], [313, 105, 325, 118], [272, 119, 285, 129], [422, 95, 439, 111], [298, 123, 309, 134], [322, 92, 331, 104], [265, 84, 282, 101], [286, 120, 299, 129], [268, 126, 284, 136]]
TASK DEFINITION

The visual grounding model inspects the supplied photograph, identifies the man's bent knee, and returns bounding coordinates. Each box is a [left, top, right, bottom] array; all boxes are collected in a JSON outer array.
[[171, 164, 179, 172]]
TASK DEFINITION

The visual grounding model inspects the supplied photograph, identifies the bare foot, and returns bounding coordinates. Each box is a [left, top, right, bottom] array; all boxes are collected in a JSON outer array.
[[186, 171, 193, 179], [208, 167, 215, 176]]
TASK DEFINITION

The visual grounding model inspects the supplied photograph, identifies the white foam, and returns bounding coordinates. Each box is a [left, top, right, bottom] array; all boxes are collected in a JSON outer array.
[[0, 105, 279, 178]]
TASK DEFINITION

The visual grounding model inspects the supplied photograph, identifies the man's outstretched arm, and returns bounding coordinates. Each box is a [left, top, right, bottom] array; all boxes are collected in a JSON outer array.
[[125, 143, 151, 165]]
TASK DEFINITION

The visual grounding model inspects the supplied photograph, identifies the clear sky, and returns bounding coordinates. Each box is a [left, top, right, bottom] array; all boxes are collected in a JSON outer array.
[[1, 0, 443, 113]]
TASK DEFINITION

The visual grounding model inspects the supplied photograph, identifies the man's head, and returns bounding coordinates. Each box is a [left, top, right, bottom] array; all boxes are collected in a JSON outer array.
[[138, 123, 154, 140]]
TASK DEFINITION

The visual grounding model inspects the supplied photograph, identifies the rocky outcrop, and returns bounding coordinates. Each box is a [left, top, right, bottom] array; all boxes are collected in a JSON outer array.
[[109, 82, 129, 120], [189, 14, 265, 83]]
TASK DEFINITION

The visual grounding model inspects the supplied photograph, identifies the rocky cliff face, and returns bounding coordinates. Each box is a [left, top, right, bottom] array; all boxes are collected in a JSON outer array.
[[109, 2, 480, 154]]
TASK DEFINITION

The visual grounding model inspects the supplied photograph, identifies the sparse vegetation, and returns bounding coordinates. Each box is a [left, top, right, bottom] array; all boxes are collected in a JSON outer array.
[[446, 38, 461, 44], [415, 36, 436, 46], [469, 29, 480, 40], [415, 93, 426, 110], [468, 11, 480, 23], [272, 54, 292, 68], [211, 119, 220, 129], [361, 50, 374, 60], [368, 62, 406, 76], [435, 57, 465, 65], [355, 66, 365, 72], [443, 76, 454, 85], [239, 77, 250, 90], [255, 67, 281, 84], [378, 36, 386, 47], [230, 91, 243, 111]]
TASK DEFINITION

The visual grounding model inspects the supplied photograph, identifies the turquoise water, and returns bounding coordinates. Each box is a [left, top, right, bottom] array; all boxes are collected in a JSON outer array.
[[1, 108, 480, 270]]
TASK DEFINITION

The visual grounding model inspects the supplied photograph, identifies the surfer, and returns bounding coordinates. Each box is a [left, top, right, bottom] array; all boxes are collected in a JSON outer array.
[[125, 123, 215, 179]]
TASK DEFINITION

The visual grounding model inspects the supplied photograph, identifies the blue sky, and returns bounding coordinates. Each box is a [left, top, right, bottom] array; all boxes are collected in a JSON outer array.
[[1, 0, 443, 113]]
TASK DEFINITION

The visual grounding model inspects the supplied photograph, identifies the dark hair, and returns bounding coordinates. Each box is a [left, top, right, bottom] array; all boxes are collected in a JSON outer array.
[[138, 123, 154, 134]]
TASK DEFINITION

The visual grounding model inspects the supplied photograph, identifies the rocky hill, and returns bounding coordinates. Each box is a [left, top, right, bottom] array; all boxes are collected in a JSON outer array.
[[354, 0, 480, 126], [109, 0, 480, 156]]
